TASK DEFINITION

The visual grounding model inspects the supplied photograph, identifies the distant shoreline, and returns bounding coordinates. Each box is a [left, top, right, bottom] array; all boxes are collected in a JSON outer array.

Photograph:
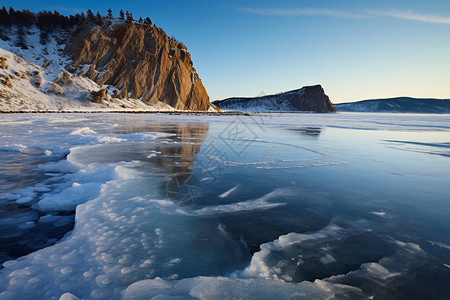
[[0, 110, 250, 115], [2, 110, 449, 115]]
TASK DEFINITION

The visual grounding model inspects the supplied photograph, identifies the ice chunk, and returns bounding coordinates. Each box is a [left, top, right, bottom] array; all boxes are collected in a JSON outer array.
[[2, 260, 18, 268], [16, 196, 35, 205], [319, 253, 336, 265], [38, 160, 78, 174], [17, 221, 36, 229], [241, 222, 343, 279], [38, 182, 102, 212], [123, 276, 364, 300], [97, 136, 126, 143], [59, 292, 79, 300], [70, 127, 96, 135], [371, 211, 386, 216], [38, 215, 73, 227], [362, 262, 400, 280], [14, 187, 37, 204]]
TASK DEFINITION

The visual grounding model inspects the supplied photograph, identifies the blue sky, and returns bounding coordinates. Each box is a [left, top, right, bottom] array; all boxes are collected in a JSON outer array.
[[3, 0, 450, 103]]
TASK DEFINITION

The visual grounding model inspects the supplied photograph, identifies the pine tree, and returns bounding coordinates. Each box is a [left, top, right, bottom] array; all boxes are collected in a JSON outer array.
[[8, 7, 16, 23], [39, 29, 49, 45], [107, 9, 113, 18], [119, 9, 124, 20], [144, 17, 152, 26], [69, 15, 78, 26], [126, 11, 133, 22], [86, 9, 94, 20], [96, 11, 103, 24], [138, 17, 143, 23], [0, 7, 10, 40], [16, 24, 27, 49], [21, 9, 35, 28], [0, 6, 11, 28]]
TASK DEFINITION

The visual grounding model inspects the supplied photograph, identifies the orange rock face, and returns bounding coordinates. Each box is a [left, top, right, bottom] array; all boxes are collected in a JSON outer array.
[[0, 57, 8, 70], [65, 20, 211, 111]]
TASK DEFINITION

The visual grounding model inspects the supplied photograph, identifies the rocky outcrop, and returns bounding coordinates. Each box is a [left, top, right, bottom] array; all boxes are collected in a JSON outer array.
[[65, 20, 211, 111], [0, 57, 8, 70], [47, 83, 64, 95], [91, 89, 108, 103], [213, 85, 335, 113], [54, 71, 71, 85], [42, 59, 50, 68], [29, 71, 43, 88], [0, 74, 12, 88]]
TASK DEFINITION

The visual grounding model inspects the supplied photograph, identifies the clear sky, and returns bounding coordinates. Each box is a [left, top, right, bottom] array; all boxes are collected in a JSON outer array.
[[3, 0, 450, 103]]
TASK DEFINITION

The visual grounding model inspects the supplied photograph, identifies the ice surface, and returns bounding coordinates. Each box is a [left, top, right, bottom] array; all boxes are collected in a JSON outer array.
[[132, 111, 450, 132], [0, 113, 449, 299]]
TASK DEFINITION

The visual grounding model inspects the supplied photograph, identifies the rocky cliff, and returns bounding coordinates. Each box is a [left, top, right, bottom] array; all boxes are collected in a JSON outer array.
[[66, 20, 211, 110], [0, 13, 213, 112], [213, 85, 335, 113]]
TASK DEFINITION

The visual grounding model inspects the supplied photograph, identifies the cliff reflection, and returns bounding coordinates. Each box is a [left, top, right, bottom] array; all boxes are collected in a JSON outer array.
[[290, 127, 322, 138], [95, 118, 210, 205], [149, 122, 209, 205]]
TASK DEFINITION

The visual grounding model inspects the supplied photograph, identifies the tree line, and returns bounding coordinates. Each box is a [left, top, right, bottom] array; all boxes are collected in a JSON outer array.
[[0, 7, 153, 28], [0, 7, 154, 48]]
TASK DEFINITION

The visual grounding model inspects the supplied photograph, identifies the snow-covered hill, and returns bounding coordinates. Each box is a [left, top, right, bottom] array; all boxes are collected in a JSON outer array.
[[213, 85, 335, 113], [0, 26, 176, 112], [335, 97, 450, 113], [0, 23, 215, 112]]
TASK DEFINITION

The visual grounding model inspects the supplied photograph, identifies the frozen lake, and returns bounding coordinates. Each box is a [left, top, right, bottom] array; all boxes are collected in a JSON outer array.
[[0, 112, 449, 299]]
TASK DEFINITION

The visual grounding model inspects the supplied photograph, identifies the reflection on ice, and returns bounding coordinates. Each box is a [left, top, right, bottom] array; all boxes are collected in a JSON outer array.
[[384, 140, 450, 157], [289, 127, 323, 137]]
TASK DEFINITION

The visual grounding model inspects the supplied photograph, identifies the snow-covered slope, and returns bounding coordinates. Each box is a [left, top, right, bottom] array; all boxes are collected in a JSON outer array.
[[335, 97, 450, 113], [0, 25, 208, 112]]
